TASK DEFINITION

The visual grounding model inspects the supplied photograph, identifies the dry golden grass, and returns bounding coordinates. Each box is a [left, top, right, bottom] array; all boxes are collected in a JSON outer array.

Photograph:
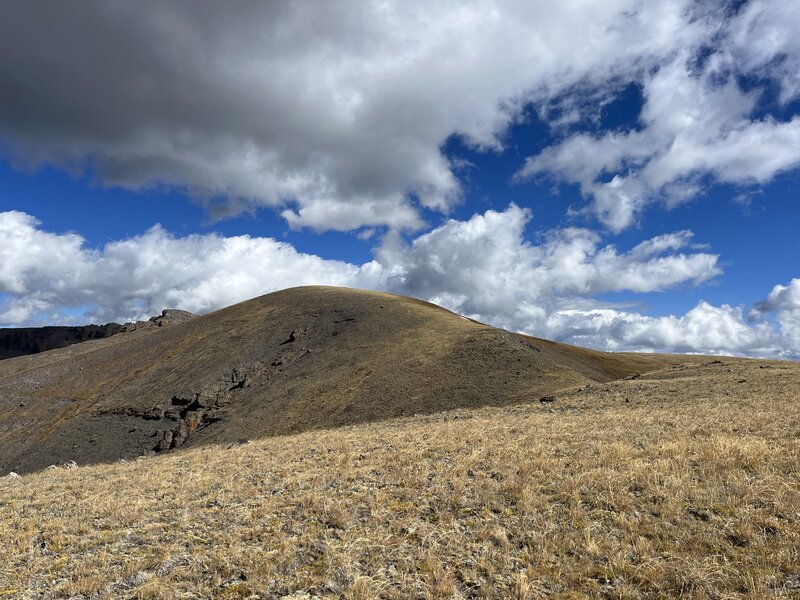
[[1, 358, 798, 599]]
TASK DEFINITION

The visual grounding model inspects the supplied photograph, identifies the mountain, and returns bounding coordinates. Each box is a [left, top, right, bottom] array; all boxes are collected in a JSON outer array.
[[0, 286, 690, 473]]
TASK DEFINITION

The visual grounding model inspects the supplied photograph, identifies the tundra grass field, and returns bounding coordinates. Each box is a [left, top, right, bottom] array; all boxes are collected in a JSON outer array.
[[1, 358, 799, 599]]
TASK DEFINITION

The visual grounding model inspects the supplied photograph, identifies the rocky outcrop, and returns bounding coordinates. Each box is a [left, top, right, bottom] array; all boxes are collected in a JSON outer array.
[[133, 342, 305, 453], [121, 309, 197, 332], [149, 362, 269, 452]]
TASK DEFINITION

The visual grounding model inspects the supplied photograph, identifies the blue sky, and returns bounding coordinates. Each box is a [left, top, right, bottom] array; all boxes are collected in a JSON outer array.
[[0, 1, 798, 358]]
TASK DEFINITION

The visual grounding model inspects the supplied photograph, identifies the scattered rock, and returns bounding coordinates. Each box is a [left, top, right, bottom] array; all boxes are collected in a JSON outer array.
[[109, 571, 152, 591], [785, 573, 800, 590], [539, 395, 557, 404], [142, 407, 165, 420], [220, 573, 249, 592], [511, 336, 541, 352], [764, 524, 779, 536], [155, 554, 191, 576], [156, 430, 174, 452], [686, 507, 710, 521], [311, 540, 329, 555], [280, 330, 297, 345], [45, 461, 77, 470]]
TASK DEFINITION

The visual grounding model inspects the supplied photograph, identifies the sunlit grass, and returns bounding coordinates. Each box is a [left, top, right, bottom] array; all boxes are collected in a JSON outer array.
[[1, 359, 798, 598]]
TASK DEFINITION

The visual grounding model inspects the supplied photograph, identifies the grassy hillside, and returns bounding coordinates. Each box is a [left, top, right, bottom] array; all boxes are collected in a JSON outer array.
[[1, 357, 798, 598], [0, 287, 688, 474]]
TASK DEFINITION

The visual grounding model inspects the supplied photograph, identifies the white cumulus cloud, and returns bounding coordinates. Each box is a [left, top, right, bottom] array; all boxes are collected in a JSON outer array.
[[3, 207, 796, 358], [544, 304, 783, 357], [376, 204, 721, 314], [751, 278, 800, 348], [517, 1, 800, 231], [0, 211, 373, 324]]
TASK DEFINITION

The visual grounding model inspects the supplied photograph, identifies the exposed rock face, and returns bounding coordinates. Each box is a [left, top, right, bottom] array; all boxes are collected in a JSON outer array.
[[0, 309, 197, 360], [122, 309, 197, 332], [0, 324, 124, 360], [153, 363, 264, 452], [151, 309, 196, 327]]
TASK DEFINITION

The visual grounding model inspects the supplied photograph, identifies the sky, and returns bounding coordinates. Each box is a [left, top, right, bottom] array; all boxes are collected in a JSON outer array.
[[0, 0, 798, 358]]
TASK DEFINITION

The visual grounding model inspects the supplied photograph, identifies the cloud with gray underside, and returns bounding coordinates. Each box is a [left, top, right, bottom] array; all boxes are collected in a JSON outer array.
[[1, 1, 798, 231]]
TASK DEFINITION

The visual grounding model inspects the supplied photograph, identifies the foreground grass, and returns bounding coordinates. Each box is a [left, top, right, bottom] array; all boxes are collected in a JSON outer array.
[[1, 359, 799, 599]]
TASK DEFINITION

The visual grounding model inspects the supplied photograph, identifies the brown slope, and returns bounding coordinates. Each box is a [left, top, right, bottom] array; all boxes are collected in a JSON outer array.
[[0, 286, 691, 473]]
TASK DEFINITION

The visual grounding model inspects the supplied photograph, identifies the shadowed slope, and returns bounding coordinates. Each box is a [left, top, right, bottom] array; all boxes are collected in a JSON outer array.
[[0, 286, 689, 473]]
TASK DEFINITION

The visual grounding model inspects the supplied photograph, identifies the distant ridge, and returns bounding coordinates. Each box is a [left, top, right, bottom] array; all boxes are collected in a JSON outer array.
[[0, 286, 689, 473], [0, 323, 124, 361], [0, 309, 196, 361]]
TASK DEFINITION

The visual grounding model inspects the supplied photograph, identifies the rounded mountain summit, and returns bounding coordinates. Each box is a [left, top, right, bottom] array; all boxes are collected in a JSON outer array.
[[0, 286, 685, 473]]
